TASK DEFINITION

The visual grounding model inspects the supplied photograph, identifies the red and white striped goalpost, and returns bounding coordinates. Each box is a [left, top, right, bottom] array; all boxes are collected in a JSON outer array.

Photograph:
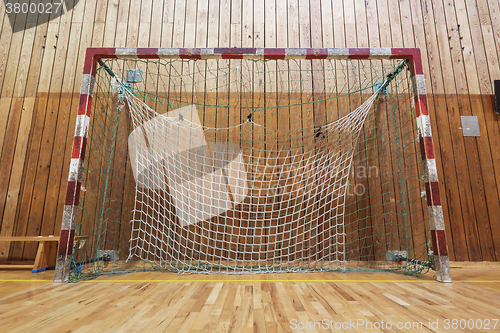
[[54, 47, 451, 283]]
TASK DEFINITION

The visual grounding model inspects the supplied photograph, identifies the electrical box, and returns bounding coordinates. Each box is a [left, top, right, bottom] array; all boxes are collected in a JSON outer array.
[[461, 116, 480, 137]]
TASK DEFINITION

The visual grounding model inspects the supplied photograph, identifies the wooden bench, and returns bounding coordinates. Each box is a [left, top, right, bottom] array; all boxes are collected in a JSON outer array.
[[0, 236, 59, 273]]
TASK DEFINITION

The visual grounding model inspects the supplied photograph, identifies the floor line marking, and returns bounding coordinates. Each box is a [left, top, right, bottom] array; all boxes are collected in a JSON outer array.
[[1, 279, 498, 283]]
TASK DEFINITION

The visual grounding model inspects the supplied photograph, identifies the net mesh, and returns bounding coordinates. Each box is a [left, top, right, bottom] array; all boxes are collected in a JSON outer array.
[[70, 57, 431, 281]]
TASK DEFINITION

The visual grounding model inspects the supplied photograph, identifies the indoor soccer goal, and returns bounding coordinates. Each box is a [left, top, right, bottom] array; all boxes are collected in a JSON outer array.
[[55, 48, 451, 283]]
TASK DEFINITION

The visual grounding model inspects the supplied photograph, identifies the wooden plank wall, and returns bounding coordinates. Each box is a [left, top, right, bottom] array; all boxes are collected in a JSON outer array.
[[0, 0, 499, 262]]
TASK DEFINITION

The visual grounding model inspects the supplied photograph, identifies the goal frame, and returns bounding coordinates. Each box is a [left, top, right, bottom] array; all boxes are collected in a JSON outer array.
[[54, 47, 451, 283]]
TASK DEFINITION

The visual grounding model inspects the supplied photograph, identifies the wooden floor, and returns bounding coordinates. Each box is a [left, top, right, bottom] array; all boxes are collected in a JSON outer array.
[[1, 265, 499, 332]]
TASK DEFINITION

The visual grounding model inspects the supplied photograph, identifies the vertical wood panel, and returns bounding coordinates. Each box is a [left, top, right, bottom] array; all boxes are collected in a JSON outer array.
[[3, 98, 36, 260], [0, 98, 12, 168], [9, 97, 47, 259], [0, 7, 17, 97], [0, 98, 25, 260], [11, 10, 39, 98], [442, 0, 496, 260], [432, 0, 480, 260]]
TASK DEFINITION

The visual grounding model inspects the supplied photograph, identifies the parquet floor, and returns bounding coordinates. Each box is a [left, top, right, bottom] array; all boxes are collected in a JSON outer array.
[[0, 264, 499, 332]]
